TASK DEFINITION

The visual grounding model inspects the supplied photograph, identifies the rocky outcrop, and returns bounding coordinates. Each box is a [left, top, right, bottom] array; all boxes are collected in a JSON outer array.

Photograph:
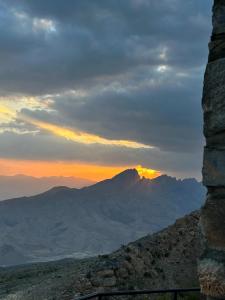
[[199, 1, 225, 299], [73, 211, 201, 298], [0, 211, 201, 300]]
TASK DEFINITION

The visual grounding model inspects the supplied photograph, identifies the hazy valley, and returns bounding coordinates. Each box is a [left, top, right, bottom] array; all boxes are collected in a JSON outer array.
[[0, 175, 93, 201]]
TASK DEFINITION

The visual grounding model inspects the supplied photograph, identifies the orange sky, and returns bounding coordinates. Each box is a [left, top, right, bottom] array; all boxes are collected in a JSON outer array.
[[0, 103, 161, 182], [0, 158, 161, 182]]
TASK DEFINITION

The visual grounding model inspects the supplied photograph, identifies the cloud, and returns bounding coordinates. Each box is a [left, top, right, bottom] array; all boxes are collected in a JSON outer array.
[[20, 71, 204, 154], [0, 103, 153, 148], [0, 0, 211, 95], [0, 0, 211, 178]]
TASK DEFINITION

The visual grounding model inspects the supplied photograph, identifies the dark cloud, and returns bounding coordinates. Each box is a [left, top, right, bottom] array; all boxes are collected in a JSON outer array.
[[22, 72, 204, 153], [0, 0, 211, 94]]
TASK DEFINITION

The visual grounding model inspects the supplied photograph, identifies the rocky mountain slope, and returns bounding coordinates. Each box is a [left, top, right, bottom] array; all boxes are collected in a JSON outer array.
[[0, 211, 202, 300], [0, 169, 205, 266]]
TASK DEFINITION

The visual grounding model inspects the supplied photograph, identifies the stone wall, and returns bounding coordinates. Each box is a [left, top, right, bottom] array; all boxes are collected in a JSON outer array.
[[199, 1, 225, 299]]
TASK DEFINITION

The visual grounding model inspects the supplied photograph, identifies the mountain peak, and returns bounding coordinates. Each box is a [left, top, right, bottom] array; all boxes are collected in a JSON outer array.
[[112, 168, 140, 185]]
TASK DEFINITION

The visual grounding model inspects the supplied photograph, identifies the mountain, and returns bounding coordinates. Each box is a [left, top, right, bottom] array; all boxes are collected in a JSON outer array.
[[0, 169, 205, 266], [0, 211, 202, 300], [0, 174, 94, 201]]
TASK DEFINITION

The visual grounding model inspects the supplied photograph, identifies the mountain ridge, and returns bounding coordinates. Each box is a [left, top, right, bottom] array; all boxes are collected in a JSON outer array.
[[0, 169, 205, 266], [0, 169, 202, 203]]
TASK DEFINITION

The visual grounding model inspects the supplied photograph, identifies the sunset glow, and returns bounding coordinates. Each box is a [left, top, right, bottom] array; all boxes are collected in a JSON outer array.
[[0, 103, 152, 149], [26, 119, 152, 149], [0, 159, 161, 182], [136, 165, 161, 179], [0, 104, 16, 123], [0, 159, 133, 182], [0, 104, 160, 181]]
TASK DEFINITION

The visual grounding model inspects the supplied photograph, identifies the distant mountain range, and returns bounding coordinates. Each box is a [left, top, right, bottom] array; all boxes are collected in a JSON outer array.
[[0, 169, 205, 266], [0, 175, 94, 201]]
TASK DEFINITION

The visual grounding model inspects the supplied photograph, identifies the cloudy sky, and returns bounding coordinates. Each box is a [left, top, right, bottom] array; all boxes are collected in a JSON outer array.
[[0, 0, 212, 181]]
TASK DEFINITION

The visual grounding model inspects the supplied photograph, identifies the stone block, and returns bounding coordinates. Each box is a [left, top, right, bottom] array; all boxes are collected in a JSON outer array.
[[206, 131, 225, 148], [199, 258, 225, 298], [203, 148, 225, 186], [213, 1, 225, 34], [201, 192, 225, 249], [203, 59, 225, 137], [208, 39, 225, 62]]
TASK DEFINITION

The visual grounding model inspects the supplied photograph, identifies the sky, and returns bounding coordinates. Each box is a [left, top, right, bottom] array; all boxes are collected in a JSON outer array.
[[0, 0, 212, 181]]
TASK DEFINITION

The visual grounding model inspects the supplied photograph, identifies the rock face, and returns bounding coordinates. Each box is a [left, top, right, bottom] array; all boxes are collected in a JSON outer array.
[[200, 1, 225, 298], [73, 211, 201, 298]]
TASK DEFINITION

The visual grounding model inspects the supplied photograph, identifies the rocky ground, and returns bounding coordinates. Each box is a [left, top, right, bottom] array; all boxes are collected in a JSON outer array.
[[0, 211, 202, 300]]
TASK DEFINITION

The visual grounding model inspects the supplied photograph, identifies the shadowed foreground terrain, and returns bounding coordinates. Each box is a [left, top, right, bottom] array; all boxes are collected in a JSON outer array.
[[0, 211, 202, 300]]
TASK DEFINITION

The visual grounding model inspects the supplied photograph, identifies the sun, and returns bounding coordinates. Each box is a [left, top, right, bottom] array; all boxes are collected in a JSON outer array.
[[136, 165, 161, 179]]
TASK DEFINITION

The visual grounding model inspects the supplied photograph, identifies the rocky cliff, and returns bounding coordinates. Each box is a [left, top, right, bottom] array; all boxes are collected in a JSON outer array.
[[199, 0, 225, 298], [0, 211, 202, 300]]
